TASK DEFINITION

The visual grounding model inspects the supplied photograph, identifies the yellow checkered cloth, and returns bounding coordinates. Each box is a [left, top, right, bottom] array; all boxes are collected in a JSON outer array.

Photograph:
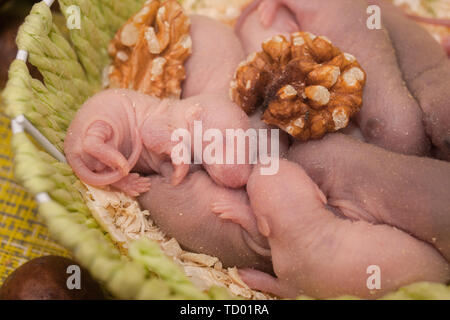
[[0, 112, 70, 285]]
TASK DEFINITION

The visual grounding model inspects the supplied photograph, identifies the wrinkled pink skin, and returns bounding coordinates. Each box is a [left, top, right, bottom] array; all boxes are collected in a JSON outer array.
[[138, 163, 272, 272], [64, 89, 157, 196], [65, 89, 253, 194], [65, 15, 259, 194], [249, 0, 450, 159], [140, 93, 253, 188], [241, 158, 450, 299]]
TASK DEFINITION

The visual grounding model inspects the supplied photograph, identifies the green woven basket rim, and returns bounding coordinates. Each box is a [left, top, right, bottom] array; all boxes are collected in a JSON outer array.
[[2, 0, 450, 300]]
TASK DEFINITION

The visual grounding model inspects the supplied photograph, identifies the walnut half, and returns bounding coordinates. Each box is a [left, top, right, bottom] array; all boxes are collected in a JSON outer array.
[[230, 32, 366, 141], [108, 0, 192, 99]]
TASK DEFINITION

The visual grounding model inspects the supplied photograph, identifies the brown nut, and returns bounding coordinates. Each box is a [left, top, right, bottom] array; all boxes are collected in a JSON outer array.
[[230, 51, 274, 114], [0, 256, 105, 300], [230, 31, 366, 141], [108, 0, 192, 98]]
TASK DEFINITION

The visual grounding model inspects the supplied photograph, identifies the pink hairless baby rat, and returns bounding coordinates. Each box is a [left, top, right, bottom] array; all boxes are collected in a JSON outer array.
[[289, 133, 450, 262], [64, 89, 253, 195], [64, 89, 154, 196], [241, 159, 450, 299], [65, 14, 263, 195], [140, 92, 253, 189], [138, 163, 272, 272]]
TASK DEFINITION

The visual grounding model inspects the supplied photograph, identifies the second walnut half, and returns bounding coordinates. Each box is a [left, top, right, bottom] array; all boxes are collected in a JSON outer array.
[[230, 31, 366, 141]]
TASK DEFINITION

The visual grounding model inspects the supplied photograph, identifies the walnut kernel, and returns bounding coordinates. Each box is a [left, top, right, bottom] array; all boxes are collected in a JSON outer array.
[[108, 0, 192, 99], [230, 31, 366, 141]]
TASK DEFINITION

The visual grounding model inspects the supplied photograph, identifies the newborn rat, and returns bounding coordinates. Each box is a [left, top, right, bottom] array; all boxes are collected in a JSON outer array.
[[140, 92, 253, 188], [65, 90, 253, 195], [64, 89, 155, 196], [138, 163, 272, 272], [241, 159, 450, 299]]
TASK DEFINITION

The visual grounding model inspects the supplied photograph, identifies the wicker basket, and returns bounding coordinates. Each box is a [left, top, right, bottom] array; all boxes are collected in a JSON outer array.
[[2, 0, 450, 300]]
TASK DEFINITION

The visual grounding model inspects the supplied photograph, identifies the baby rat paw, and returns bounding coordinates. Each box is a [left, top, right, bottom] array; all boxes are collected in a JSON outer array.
[[211, 200, 257, 235], [238, 268, 285, 297], [112, 173, 151, 197], [211, 200, 247, 224]]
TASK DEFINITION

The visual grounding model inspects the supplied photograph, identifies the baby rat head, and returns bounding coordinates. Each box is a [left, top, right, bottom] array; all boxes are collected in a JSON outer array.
[[247, 159, 327, 241]]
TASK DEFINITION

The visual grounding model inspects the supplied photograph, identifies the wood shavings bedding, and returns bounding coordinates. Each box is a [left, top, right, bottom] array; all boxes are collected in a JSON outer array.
[[83, 185, 273, 300], [393, 0, 450, 18], [182, 0, 251, 25]]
